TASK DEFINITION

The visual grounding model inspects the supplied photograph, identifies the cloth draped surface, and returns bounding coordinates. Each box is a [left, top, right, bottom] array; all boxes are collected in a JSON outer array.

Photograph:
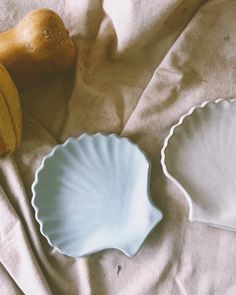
[[1, 0, 236, 294]]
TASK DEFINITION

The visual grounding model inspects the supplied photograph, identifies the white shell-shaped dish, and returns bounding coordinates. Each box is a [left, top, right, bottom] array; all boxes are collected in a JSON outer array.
[[32, 133, 163, 257], [161, 99, 236, 231]]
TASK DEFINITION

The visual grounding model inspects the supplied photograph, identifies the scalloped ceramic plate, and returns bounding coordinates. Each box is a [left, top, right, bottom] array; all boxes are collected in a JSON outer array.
[[32, 133, 163, 257], [161, 99, 236, 231]]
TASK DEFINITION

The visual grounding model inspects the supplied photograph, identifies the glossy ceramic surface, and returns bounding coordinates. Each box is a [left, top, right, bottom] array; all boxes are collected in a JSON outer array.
[[161, 99, 236, 231], [32, 133, 163, 257]]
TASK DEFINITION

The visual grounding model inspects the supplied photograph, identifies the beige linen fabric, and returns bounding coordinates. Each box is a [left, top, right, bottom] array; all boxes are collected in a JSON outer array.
[[1, 0, 236, 294]]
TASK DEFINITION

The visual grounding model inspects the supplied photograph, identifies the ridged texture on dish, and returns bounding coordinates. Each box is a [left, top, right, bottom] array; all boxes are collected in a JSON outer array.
[[32, 133, 163, 257], [161, 99, 236, 230]]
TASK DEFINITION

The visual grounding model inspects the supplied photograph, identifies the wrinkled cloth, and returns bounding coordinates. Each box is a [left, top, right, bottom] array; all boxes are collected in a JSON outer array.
[[1, 0, 236, 294]]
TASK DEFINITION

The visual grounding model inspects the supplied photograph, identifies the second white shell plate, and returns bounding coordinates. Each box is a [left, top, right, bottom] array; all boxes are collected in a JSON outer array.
[[161, 99, 236, 231]]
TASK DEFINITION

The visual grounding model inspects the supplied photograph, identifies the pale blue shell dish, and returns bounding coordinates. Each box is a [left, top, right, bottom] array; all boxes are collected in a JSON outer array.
[[31, 133, 163, 257]]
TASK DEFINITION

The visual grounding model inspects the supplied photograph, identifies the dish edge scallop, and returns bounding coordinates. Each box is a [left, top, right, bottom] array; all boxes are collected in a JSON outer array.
[[160, 98, 236, 222], [31, 132, 163, 257]]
